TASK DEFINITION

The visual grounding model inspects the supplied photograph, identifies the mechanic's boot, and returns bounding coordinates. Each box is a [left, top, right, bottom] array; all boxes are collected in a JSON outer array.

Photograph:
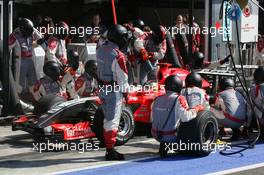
[[231, 128, 240, 140], [159, 142, 168, 157], [241, 127, 249, 139], [105, 148, 125, 161], [218, 127, 227, 139]]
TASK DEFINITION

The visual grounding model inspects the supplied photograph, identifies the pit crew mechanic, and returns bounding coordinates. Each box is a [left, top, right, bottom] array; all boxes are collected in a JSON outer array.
[[123, 19, 146, 84], [249, 66, 264, 126], [192, 51, 230, 71], [75, 59, 98, 97], [181, 72, 210, 110], [134, 25, 167, 85], [8, 18, 43, 95], [151, 75, 205, 157], [32, 50, 84, 101], [46, 21, 69, 67], [211, 78, 247, 139], [59, 50, 84, 99], [32, 61, 77, 101], [97, 24, 130, 161]]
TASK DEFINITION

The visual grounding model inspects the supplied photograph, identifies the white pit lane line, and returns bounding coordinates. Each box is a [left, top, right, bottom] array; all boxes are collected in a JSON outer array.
[[206, 162, 264, 175], [50, 155, 159, 175], [50, 138, 159, 175]]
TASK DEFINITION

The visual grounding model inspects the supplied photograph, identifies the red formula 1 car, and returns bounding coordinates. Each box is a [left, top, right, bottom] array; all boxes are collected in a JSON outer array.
[[12, 96, 100, 142], [12, 63, 218, 155]]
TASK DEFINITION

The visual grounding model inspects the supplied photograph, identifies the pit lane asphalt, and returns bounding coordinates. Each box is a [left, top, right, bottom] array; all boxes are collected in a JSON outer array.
[[0, 126, 158, 175], [1, 125, 264, 175]]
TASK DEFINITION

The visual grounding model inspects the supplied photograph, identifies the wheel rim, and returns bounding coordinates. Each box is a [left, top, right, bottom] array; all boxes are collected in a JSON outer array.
[[118, 111, 131, 137], [202, 121, 216, 145]]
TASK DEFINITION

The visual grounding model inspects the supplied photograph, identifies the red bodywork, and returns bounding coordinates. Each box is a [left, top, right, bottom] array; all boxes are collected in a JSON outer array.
[[157, 63, 210, 87], [127, 84, 166, 123], [13, 115, 96, 141], [51, 122, 96, 140], [127, 63, 210, 123]]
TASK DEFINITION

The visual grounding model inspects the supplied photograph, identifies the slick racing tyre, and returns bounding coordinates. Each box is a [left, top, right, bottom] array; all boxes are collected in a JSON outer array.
[[33, 94, 66, 115], [177, 110, 218, 156], [92, 106, 135, 147]]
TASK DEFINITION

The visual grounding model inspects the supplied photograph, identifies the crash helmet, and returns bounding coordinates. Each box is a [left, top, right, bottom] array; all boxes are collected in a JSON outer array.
[[67, 50, 79, 70], [185, 72, 202, 88], [132, 19, 145, 31], [152, 25, 166, 45], [107, 24, 129, 49], [164, 75, 183, 93], [253, 66, 264, 84], [219, 78, 235, 91], [193, 51, 205, 69], [19, 18, 34, 38], [56, 21, 69, 40], [85, 59, 98, 79], [43, 61, 62, 81]]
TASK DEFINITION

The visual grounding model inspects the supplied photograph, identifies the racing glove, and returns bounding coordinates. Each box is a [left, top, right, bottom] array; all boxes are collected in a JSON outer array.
[[139, 48, 150, 62], [220, 55, 231, 64], [148, 52, 155, 61], [193, 105, 205, 112]]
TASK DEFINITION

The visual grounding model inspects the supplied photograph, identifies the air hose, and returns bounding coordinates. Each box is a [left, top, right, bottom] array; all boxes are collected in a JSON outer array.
[[219, 0, 260, 155]]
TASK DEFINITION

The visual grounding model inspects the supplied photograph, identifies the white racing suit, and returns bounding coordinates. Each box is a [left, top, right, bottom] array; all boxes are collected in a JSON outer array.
[[134, 32, 167, 85], [151, 92, 203, 142], [97, 41, 129, 149], [46, 36, 67, 66], [249, 83, 264, 126], [60, 66, 82, 100], [31, 76, 67, 101], [32, 67, 80, 102], [181, 87, 210, 110], [211, 88, 247, 129], [59, 62, 85, 99], [8, 28, 42, 93], [126, 27, 145, 84], [75, 74, 98, 97]]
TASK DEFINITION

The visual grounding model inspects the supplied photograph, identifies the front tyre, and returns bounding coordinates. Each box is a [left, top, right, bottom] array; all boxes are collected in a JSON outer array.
[[92, 106, 135, 147]]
